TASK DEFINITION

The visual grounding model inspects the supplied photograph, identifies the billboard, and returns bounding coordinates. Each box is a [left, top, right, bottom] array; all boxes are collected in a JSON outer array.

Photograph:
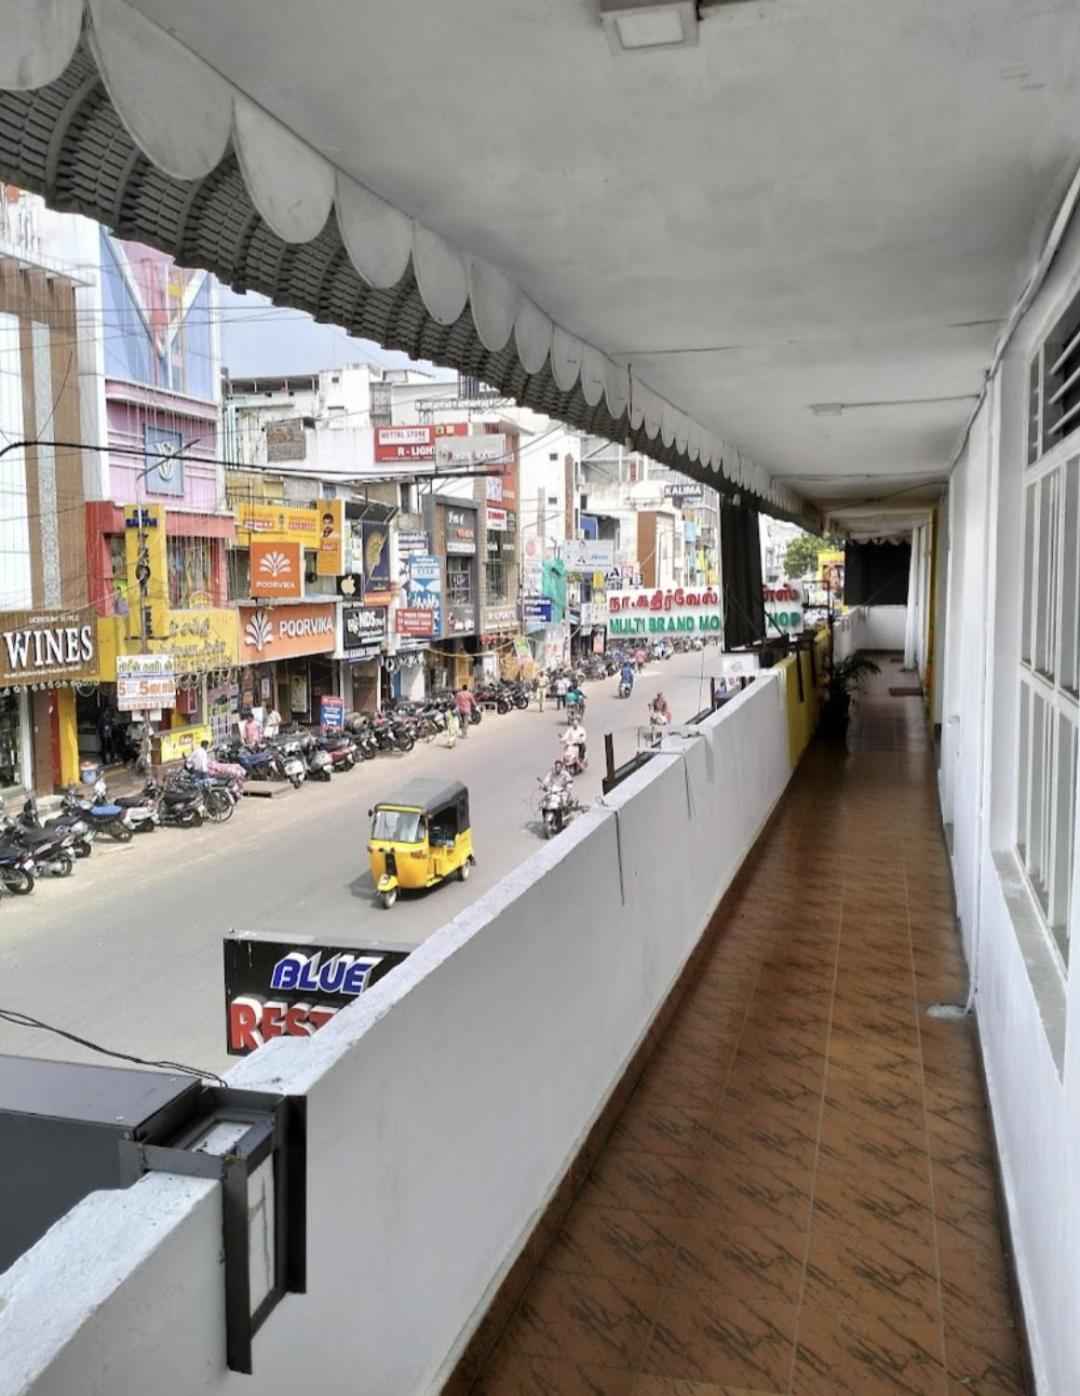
[[116, 652, 176, 711], [434, 433, 506, 468], [606, 587, 722, 638], [316, 498, 345, 577], [405, 554, 442, 638], [374, 425, 434, 462], [250, 539, 303, 599], [563, 539, 615, 572], [361, 521, 392, 605]]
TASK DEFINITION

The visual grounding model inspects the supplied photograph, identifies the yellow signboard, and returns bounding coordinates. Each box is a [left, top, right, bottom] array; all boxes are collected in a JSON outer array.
[[316, 498, 345, 576], [235, 502, 321, 548], [159, 724, 212, 765], [95, 609, 239, 682]]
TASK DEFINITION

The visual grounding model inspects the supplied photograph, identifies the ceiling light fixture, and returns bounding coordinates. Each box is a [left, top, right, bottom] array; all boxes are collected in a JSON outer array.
[[600, 0, 699, 53]]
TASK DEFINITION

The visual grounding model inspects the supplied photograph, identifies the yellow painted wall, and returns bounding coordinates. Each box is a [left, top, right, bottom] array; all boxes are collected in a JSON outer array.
[[54, 688, 80, 786], [779, 630, 830, 770]]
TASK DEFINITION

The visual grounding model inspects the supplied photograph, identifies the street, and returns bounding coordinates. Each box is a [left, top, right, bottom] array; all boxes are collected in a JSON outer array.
[[0, 652, 716, 1075]]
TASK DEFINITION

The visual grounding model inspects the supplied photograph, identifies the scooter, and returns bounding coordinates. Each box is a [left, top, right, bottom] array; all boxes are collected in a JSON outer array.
[[538, 774, 575, 838], [317, 729, 358, 771], [61, 788, 134, 842], [299, 735, 333, 782], [561, 740, 586, 777], [20, 795, 94, 858], [618, 676, 634, 699], [94, 778, 158, 833]]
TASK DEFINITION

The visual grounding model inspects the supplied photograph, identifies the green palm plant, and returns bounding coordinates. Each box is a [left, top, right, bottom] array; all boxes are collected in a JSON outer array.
[[820, 653, 880, 738]]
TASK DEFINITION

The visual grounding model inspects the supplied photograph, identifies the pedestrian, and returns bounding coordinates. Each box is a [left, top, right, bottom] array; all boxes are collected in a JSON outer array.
[[445, 706, 460, 748], [534, 673, 545, 712], [455, 685, 475, 738], [96, 702, 116, 766], [263, 704, 282, 739], [241, 710, 262, 746], [188, 739, 210, 776], [634, 646, 646, 673], [555, 674, 569, 710]]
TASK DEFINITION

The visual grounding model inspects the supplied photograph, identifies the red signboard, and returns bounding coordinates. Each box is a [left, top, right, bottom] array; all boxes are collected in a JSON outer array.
[[396, 608, 436, 636], [373, 422, 469, 463]]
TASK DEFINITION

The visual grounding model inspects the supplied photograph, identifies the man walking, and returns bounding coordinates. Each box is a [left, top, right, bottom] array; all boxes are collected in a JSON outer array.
[[455, 685, 475, 738]]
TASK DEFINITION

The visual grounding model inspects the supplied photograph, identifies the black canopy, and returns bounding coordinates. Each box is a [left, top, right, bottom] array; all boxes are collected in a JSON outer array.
[[375, 779, 468, 816]]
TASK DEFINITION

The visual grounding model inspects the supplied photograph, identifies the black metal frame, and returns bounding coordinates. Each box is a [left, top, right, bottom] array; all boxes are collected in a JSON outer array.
[[118, 1086, 307, 1375]]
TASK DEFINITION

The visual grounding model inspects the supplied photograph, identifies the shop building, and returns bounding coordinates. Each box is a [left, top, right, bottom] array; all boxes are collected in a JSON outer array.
[[0, 243, 101, 792], [422, 493, 479, 689], [337, 601, 385, 714], [237, 601, 339, 724]]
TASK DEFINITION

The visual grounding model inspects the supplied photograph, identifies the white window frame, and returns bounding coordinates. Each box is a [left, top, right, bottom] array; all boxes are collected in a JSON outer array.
[[1017, 420, 1080, 965]]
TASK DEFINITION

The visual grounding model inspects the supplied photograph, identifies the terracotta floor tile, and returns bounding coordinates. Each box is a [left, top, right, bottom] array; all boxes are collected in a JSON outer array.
[[610, 1101, 719, 1160], [581, 1151, 704, 1218], [545, 1204, 681, 1286], [504, 1269, 661, 1371], [644, 1293, 797, 1390], [803, 1225, 939, 1324], [792, 1308, 947, 1396], [667, 1222, 807, 1306], [474, 1348, 640, 1394], [811, 1170, 935, 1247], [944, 1324, 1028, 1396], [691, 1159, 814, 1232], [938, 1240, 1016, 1333]]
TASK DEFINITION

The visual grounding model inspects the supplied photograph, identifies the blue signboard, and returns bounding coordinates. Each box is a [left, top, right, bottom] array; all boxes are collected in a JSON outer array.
[[320, 695, 345, 730], [406, 554, 443, 638], [522, 595, 553, 624]]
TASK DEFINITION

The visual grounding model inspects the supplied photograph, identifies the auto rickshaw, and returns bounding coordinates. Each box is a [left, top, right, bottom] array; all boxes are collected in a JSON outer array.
[[367, 778, 474, 909]]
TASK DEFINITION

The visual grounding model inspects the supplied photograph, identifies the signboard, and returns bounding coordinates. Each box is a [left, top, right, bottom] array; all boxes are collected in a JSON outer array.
[[290, 673, 309, 712], [160, 609, 239, 674], [317, 498, 345, 577], [320, 695, 345, 730], [361, 521, 392, 604], [482, 606, 517, 632], [445, 604, 476, 635], [714, 652, 761, 679], [341, 604, 386, 652], [235, 502, 321, 548], [404, 555, 442, 638], [238, 603, 337, 663], [764, 582, 805, 635], [442, 506, 477, 555], [563, 539, 615, 572], [116, 652, 176, 711], [663, 482, 705, 503], [434, 433, 506, 468], [143, 425, 185, 497], [250, 539, 303, 599], [486, 505, 507, 532], [396, 608, 436, 636], [159, 723, 212, 764], [522, 595, 553, 624], [374, 425, 435, 462], [397, 530, 428, 558], [265, 416, 306, 463], [606, 587, 723, 638], [223, 932, 412, 1056], [512, 636, 530, 661], [0, 610, 98, 685], [818, 550, 845, 601]]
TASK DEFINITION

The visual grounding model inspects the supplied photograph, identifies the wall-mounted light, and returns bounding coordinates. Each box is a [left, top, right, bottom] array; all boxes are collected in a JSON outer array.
[[600, 0, 699, 53]]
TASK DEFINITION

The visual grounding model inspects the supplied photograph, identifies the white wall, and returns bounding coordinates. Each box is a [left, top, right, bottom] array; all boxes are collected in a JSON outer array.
[[0, 676, 795, 1396], [831, 604, 907, 657]]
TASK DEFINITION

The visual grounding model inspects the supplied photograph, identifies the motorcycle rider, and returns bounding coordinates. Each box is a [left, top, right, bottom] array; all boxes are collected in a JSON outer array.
[[562, 716, 587, 773], [540, 757, 574, 834], [188, 739, 211, 776], [650, 692, 673, 726], [619, 659, 635, 696]]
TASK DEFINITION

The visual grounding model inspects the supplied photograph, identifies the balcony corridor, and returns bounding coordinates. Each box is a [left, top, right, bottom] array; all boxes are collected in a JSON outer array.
[[471, 670, 1027, 1395]]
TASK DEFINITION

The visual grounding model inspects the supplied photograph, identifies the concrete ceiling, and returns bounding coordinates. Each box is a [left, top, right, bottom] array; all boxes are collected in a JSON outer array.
[[121, 0, 1080, 517]]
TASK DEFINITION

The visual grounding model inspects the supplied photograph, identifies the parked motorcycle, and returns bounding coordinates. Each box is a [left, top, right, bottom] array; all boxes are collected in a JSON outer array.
[[317, 728, 358, 771], [61, 787, 134, 842], [94, 778, 158, 833], [0, 814, 77, 879], [0, 841, 37, 894], [20, 795, 94, 858]]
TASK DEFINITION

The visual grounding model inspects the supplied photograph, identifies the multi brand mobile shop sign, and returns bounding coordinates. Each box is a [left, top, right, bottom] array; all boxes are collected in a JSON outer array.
[[606, 587, 723, 637], [764, 581, 805, 635], [223, 931, 412, 1056]]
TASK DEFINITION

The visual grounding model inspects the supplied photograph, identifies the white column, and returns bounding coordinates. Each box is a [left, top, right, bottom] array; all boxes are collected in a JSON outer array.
[[903, 526, 920, 669]]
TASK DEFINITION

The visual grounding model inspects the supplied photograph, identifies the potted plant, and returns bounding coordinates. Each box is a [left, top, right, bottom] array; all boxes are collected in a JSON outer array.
[[820, 653, 880, 739]]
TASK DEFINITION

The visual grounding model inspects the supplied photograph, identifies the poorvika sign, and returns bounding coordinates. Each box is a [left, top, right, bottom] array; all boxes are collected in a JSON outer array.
[[606, 587, 723, 636], [238, 603, 337, 662], [0, 611, 97, 685], [223, 932, 412, 1056]]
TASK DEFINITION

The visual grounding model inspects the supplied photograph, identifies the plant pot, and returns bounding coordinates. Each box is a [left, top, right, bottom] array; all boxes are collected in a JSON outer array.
[[819, 694, 850, 741]]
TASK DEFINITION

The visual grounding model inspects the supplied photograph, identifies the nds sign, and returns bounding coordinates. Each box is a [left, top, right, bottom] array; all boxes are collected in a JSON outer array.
[[223, 932, 412, 1056], [0, 611, 97, 684]]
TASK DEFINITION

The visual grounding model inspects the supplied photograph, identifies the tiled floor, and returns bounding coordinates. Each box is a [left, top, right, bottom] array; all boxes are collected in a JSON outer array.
[[471, 669, 1027, 1396]]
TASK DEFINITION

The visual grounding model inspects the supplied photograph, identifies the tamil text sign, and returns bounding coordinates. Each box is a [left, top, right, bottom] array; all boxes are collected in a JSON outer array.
[[606, 587, 723, 638], [764, 582, 804, 635], [117, 652, 176, 711]]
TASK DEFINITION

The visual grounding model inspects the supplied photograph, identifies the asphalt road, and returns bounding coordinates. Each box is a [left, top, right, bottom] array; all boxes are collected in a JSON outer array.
[[0, 650, 718, 1074]]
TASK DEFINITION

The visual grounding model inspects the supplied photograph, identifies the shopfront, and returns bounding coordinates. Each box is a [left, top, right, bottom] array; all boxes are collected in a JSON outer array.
[[237, 600, 338, 726], [338, 603, 386, 714], [0, 610, 102, 793], [428, 498, 479, 688]]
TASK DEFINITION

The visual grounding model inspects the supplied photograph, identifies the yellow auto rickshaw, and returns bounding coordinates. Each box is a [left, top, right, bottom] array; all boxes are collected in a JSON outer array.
[[368, 779, 474, 909]]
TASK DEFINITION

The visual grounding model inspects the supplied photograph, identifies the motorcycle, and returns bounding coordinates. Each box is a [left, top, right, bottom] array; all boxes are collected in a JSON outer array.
[[94, 778, 158, 833], [294, 733, 333, 781], [538, 774, 575, 838], [0, 841, 37, 894], [618, 675, 634, 699], [20, 795, 94, 858], [0, 814, 77, 880], [317, 728, 358, 771], [61, 787, 134, 842], [370, 712, 416, 753]]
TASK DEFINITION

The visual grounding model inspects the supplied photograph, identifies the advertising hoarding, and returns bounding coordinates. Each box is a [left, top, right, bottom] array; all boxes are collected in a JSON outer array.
[[316, 498, 345, 577], [405, 555, 442, 638], [116, 652, 176, 711], [361, 521, 392, 605], [563, 539, 615, 571], [250, 539, 303, 599], [606, 587, 723, 638]]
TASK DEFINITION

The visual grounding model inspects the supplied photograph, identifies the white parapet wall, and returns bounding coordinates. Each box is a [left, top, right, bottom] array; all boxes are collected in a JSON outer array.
[[831, 604, 907, 659], [0, 674, 795, 1396]]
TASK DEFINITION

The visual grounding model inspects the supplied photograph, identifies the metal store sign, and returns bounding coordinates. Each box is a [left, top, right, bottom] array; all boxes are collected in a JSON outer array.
[[223, 931, 412, 1056], [0, 610, 98, 685]]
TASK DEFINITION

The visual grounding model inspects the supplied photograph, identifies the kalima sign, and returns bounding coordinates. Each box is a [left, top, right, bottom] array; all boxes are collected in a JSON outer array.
[[223, 932, 412, 1056]]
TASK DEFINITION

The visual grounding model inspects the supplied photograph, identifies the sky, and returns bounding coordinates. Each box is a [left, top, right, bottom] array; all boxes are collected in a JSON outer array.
[[217, 285, 455, 381]]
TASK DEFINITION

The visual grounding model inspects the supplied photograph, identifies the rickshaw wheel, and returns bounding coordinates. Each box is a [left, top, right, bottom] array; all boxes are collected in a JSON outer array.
[[459, 858, 472, 882], [380, 887, 398, 909]]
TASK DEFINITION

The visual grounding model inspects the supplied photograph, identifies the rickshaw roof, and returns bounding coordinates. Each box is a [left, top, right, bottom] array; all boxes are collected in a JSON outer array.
[[374, 779, 468, 816]]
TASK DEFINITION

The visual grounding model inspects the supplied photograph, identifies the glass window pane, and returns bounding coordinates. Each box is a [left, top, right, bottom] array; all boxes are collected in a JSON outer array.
[[1023, 481, 1037, 664], [1063, 458, 1080, 697], [1051, 714, 1077, 954], [1018, 683, 1031, 858], [1029, 689, 1048, 905], [1036, 476, 1058, 677]]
